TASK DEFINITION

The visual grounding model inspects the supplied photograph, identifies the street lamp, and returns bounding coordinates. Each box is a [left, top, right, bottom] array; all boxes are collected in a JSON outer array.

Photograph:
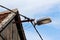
[[30, 17, 51, 40]]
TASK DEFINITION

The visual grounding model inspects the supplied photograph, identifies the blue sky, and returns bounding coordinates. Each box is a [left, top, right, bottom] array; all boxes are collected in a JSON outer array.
[[0, 0, 60, 40]]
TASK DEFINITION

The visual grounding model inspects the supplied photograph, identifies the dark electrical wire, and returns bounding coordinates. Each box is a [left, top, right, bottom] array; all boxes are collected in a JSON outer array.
[[31, 22, 43, 40], [0, 5, 30, 20]]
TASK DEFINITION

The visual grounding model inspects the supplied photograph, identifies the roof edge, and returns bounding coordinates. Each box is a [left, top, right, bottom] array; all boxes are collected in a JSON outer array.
[[0, 9, 18, 14]]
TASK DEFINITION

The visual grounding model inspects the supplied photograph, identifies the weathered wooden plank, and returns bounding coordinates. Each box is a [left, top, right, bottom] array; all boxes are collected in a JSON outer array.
[[12, 22, 20, 40], [0, 20, 20, 40], [0, 9, 17, 29], [0, 37, 3, 40]]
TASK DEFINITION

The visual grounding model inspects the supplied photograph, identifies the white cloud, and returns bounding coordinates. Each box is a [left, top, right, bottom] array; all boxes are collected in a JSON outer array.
[[18, 0, 60, 17], [0, 0, 60, 16]]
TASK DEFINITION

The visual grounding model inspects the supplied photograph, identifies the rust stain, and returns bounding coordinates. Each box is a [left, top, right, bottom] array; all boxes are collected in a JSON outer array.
[[0, 12, 11, 23]]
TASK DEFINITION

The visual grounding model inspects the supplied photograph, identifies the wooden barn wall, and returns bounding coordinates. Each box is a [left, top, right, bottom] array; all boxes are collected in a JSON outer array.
[[0, 19, 20, 40]]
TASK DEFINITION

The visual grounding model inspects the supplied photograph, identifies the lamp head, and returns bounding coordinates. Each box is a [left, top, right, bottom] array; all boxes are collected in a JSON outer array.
[[35, 17, 52, 25]]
